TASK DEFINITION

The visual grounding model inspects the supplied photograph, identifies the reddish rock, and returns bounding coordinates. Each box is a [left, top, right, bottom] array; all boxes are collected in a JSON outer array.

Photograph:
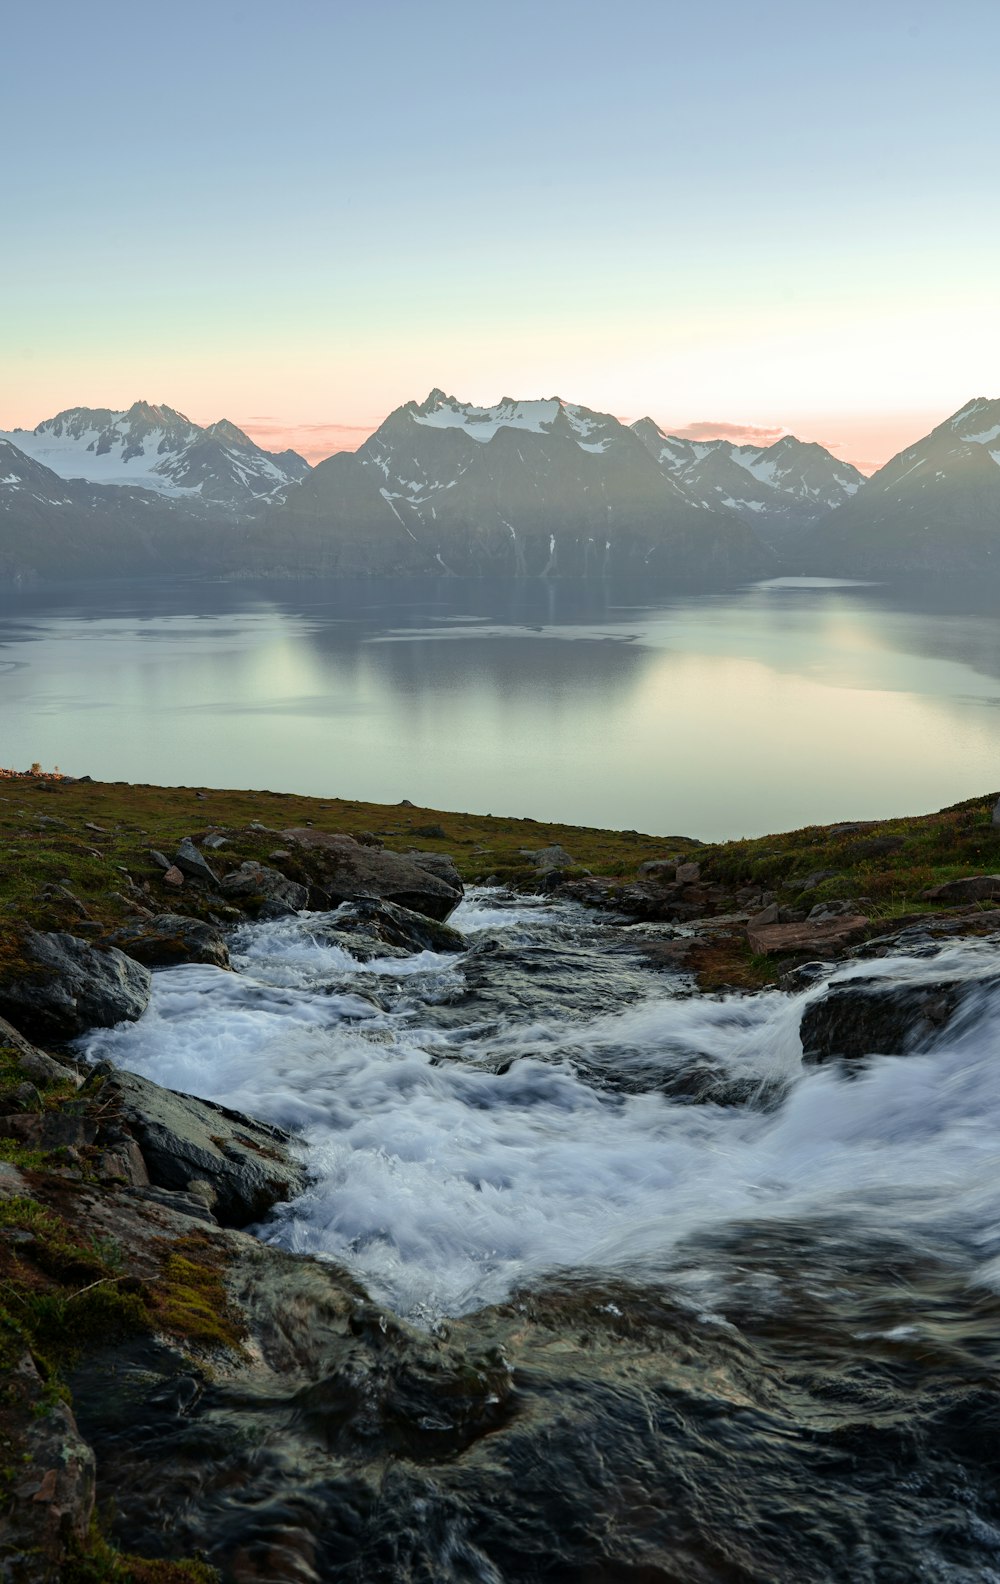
[[162, 865, 184, 888], [747, 914, 870, 956]]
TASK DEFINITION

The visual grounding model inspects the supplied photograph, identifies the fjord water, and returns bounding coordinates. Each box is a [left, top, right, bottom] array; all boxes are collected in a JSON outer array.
[[3, 573, 1000, 838], [77, 893, 1000, 1580]]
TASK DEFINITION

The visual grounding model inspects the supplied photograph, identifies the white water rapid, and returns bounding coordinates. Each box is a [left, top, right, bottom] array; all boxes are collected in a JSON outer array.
[[78, 893, 1000, 1325]]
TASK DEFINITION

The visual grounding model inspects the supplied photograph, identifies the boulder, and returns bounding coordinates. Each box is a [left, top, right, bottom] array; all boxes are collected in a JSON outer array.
[[86, 1066, 307, 1228], [333, 897, 467, 956], [102, 914, 231, 969], [921, 874, 1000, 905], [281, 829, 461, 920], [747, 914, 870, 957], [406, 850, 463, 892], [162, 866, 184, 889], [172, 837, 219, 886], [220, 861, 309, 917], [675, 862, 701, 884], [0, 931, 151, 1043], [800, 972, 1000, 1064]]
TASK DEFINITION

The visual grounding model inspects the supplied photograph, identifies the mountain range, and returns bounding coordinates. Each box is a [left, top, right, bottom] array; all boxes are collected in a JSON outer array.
[[1, 392, 998, 584]]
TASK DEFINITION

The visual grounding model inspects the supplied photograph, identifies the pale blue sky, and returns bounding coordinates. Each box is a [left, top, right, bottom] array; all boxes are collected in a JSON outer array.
[[3, 0, 998, 467]]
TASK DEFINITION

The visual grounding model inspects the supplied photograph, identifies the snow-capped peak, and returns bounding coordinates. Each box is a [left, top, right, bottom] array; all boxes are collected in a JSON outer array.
[[0, 402, 309, 508], [408, 391, 620, 452]]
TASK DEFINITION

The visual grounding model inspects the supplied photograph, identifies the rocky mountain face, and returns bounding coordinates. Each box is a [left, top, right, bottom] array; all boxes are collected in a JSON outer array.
[[806, 397, 1000, 574], [5, 390, 1000, 584], [260, 390, 774, 583], [631, 419, 864, 543], [0, 400, 309, 514]]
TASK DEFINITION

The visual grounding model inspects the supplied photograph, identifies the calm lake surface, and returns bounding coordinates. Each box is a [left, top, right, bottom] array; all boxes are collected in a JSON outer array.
[[2, 574, 999, 840]]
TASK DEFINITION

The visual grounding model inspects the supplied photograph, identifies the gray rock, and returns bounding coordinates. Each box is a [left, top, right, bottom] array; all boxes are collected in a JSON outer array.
[[675, 862, 701, 884], [203, 833, 229, 850], [102, 914, 230, 969], [749, 902, 780, 926], [281, 829, 461, 920], [172, 837, 219, 886], [638, 860, 677, 881], [520, 844, 574, 872], [88, 1066, 307, 1228], [0, 931, 151, 1043], [0, 1014, 82, 1087], [799, 869, 840, 891], [220, 861, 309, 916], [6, 1349, 95, 1572], [921, 874, 1000, 905], [406, 850, 463, 892], [148, 849, 172, 871]]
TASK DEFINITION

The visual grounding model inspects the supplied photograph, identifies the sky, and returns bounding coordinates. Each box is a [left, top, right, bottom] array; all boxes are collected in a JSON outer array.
[[2, 0, 998, 473]]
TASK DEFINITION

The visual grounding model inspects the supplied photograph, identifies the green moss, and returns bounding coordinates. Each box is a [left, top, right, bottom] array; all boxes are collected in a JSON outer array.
[[150, 1235, 246, 1354], [64, 1517, 219, 1582]]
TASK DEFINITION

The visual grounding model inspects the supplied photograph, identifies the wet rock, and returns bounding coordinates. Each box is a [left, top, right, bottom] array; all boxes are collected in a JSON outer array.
[[86, 1066, 306, 1228], [172, 837, 219, 886], [333, 898, 467, 956], [800, 971, 1000, 1063], [921, 874, 1000, 905], [220, 861, 309, 917], [0, 931, 151, 1043], [747, 914, 869, 957], [101, 913, 231, 969], [281, 829, 461, 921], [777, 960, 835, 992]]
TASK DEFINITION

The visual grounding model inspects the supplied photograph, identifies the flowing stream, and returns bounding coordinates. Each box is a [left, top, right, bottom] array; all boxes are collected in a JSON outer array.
[[76, 892, 1000, 1581]]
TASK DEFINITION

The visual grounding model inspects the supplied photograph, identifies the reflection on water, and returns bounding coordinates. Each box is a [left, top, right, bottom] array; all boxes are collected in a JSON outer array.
[[1, 574, 999, 839]]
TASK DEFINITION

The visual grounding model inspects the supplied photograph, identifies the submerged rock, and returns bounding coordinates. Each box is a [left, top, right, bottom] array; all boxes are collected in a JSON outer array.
[[281, 829, 462, 920], [85, 1066, 307, 1227], [0, 931, 151, 1043], [800, 970, 1000, 1063], [333, 897, 467, 956]]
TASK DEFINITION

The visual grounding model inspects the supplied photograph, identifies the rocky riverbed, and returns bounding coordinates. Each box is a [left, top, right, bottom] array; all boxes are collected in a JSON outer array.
[[4, 865, 1000, 1581]]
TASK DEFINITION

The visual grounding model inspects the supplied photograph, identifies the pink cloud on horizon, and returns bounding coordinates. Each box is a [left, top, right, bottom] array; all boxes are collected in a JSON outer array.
[[669, 419, 789, 446], [238, 417, 382, 463]]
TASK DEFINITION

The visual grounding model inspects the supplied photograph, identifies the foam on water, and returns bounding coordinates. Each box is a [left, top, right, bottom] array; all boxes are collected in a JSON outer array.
[[78, 896, 1000, 1321]]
